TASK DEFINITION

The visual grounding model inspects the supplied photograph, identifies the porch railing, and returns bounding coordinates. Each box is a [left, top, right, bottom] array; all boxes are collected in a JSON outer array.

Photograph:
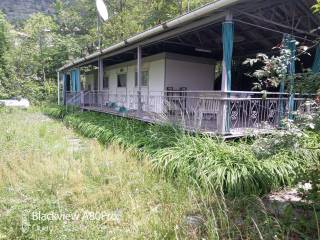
[[66, 92, 81, 106], [65, 90, 312, 134]]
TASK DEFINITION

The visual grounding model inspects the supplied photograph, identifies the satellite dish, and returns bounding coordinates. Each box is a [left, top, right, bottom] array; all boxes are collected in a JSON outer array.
[[96, 0, 109, 22]]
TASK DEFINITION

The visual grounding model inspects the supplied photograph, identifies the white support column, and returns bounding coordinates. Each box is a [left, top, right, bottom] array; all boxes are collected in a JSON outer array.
[[137, 46, 142, 114], [98, 58, 104, 91], [57, 71, 60, 105], [98, 58, 104, 107]]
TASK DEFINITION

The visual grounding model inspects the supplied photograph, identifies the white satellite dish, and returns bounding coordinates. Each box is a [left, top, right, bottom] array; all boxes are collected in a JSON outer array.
[[96, 0, 109, 22]]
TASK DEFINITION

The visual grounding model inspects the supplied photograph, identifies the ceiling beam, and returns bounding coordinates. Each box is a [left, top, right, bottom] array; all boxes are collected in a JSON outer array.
[[234, 0, 288, 15], [196, 32, 204, 47], [296, 0, 320, 26], [294, 16, 302, 29], [235, 9, 320, 38], [199, 30, 216, 45], [163, 40, 215, 51], [269, 7, 285, 23], [236, 22, 272, 48], [234, 18, 315, 43]]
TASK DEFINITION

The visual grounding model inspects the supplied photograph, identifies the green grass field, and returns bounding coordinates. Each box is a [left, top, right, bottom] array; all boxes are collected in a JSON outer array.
[[0, 109, 193, 239], [0, 108, 319, 239]]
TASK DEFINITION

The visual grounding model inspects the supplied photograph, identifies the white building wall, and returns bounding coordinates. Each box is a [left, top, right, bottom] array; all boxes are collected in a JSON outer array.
[[82, 69, 98, 91], [101, 54, 165, 112], [95, 53, 215, 113], [104, 55, 165, 95], [165, 54, 215, 91], [101, 53, 215, 95], [149, 60, 165, 92]]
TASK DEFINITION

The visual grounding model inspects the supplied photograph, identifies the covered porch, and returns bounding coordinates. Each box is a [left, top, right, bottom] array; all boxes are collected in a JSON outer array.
[[59, 0, 318, 136], [69, 90, 306, 135]]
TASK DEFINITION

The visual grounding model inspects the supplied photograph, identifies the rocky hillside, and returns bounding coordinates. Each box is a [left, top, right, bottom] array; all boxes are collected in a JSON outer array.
[[0, 0, 55, 23]]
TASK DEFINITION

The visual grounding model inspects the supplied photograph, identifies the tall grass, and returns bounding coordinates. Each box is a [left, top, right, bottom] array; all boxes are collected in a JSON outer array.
[[153, 135, 300, 196], [61, 110, 184, 155], [0, 109, 192, 239], [43, 105, 316, 197], [42, 104, 68, 119], [1, 108, 319, 239]]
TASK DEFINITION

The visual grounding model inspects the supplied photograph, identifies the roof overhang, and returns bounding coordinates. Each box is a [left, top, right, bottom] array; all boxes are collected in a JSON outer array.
[[58, 0, 320, 72], [58, 0, 244, 72]]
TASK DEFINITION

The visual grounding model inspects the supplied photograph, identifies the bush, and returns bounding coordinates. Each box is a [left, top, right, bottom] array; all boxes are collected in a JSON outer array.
[[42, 105, 69, 119], [250, 107, 320, 199], [152, 135, 300, 196], [297, 150, 320, 203]]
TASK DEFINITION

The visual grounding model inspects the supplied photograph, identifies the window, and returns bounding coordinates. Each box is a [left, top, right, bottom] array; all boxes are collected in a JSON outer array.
[[66, 74, 71, 92], [103, 76, 109, 89], [117, 73, 127, 87], [214, 61, 223, 90], [135, 71, 149, 87]]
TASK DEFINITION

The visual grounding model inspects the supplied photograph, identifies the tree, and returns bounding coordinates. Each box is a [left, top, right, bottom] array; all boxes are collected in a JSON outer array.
[[2, 13, 77, 102], [99, 0, 213, 48], [0, 11, 15, 99], [54, 0, 98, 56], [242, 41, 318, 94], [313, 0, 320, 13], [1, 0, 217, 102]]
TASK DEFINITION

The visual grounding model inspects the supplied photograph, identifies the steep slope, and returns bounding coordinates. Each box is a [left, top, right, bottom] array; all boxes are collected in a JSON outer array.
[[0, 0, 55, 23]]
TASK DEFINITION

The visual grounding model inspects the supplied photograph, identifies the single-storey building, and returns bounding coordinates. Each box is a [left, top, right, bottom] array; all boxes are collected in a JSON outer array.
[[58, 0, 319, 136]]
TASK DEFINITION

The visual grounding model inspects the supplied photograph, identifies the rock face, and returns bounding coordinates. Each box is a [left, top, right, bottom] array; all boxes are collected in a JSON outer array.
[[0, 0, 55, 23]]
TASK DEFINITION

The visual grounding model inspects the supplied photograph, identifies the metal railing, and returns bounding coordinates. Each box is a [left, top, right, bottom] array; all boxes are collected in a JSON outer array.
[[65, 90, 313, 134], [66, 92, 81, 106]]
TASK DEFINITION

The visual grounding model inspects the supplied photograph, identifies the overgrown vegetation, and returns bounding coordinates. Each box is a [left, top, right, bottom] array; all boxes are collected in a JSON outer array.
[[0, 0, 319, 238], [0, 110, 319, 240], [43, 105, 320, 199], [154, 135, 302, 196], [1, 108, 320, 239], [43, 105, 184, 155], [0, 109, 191, 239]]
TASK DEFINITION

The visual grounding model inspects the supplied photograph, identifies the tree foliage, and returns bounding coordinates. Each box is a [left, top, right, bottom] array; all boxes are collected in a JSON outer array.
[[1, 0, 316, 102], [100, 0, 212, 48], [243, 41, 320, 94], [0, 12, 10, 98], [243, 49, 293, 91], [0, 0, 213, 103], [313, 0, 320, 13]]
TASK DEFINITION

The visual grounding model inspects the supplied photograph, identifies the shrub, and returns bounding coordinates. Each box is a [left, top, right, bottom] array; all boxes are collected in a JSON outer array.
[[297, 150, 320, 203], [152, 135, 300, 196], [42, 105, 69, 119]]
